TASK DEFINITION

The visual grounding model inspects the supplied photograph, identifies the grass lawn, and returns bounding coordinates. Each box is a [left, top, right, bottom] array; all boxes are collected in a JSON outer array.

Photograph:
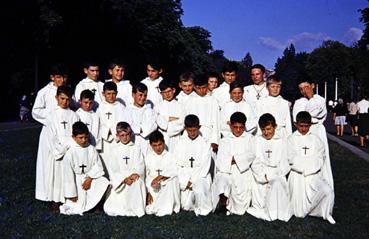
[[1, 127, 369, 238]]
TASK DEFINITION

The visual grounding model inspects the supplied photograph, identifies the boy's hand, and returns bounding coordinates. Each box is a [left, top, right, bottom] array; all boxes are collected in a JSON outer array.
[[211, 143, 218, 153], [68, 197, 78, 202], [82, 176, 93, 190], [151, 175, 163, 189], [123, 177, 133, 186], [146, 192, 153, 205], [185, 181, 192, 191], [129, 173, 140, 182]]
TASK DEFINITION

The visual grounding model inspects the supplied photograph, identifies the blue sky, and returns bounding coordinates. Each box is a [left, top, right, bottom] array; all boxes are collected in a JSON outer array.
[[181, 0, 367, 69]]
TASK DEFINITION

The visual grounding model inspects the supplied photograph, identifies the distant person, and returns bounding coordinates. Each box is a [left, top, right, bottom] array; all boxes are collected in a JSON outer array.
[[19, 95, 30, 122], [347, 99, 358, 136], [332, 98, 348, 137], [244, 64, 269, 109], [176, 72, 196, 105], [357, 96, 369, 147], [141, 62, 164, 108], [207, 72, 220, 96]]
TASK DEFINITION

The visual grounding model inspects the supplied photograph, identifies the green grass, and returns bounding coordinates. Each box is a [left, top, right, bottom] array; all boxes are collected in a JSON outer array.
[[1, 127, 369, 238]]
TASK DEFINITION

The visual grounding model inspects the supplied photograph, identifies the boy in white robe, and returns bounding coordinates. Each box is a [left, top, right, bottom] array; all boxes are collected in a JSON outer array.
[[174, 115, 213, 216], [76, 90, 100, 148], [176, 72, 196, 105], [206, 72, 219, 96], [220, 81, 257, 137], [212, 61, 238, 109], [248, 113, 292, 222], [105, 60, 133, 106], [104, 122, 146, 217], [123, 83, 157, 156], [288, 111, 335, 224], [145, 131, 180, 216], [96, 82, 125, 177], [60, 122, 109, 215], [244, 64, 269, 109], [74, 62, 104, 111], [33, 64, 67, 201], [155, 80, 185, 151], [45, 86, 79, 208], [256, 75, 292, 138], [213, 112, 255, 215], [141, 62, 163, 108]]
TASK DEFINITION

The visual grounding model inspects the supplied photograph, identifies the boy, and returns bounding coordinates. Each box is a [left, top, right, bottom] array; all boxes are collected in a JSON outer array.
[[288, 111, 335, 224], [256, 75, 292, 138], [74, 61, 104, 111], [96, 81, 125, 177], [155, 80, 185, 151], [105, 60, 133, 106], [123, 83, 157, 156], [145, 131, 180, 216], [220, 81, 257, 137], [141, 62, 164, 108], [213, 112, 255, 215], [60, 122, 110, 215], [76, 90, 100, 148], [247, 113, 292, 222], [45, 86, 79, 207], [33, 64, 68, 201], [244, 64, 269, 109], [176, 72, 196, 105], [212, 61, 238, 109], [207, 72, 220, 96], [104, 122, 146, 217], [173, 115, 213, 216]]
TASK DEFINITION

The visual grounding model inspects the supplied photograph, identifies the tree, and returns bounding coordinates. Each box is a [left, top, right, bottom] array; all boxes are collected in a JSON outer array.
[[238, 52, 253, 85]]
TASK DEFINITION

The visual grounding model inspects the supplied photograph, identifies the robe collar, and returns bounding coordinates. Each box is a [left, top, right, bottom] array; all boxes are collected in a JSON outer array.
[[118, 140, 134, 146], [81, 77, 99, 83], [105, 78, 130, 85], [295, 130, 312, 137]]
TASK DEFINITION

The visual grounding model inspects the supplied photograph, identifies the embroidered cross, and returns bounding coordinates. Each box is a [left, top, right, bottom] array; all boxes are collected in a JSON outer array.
[[61, 121, 68, 129], [91, 89, 97, 95], [80, 164, 87, 174], [303, 146, 310, 155], [189, 157, 195, 168], [265, 149, 272, 158], [123, 156, 130, 165], [156, 169, 162, 176], [106, 112, 112, 120]]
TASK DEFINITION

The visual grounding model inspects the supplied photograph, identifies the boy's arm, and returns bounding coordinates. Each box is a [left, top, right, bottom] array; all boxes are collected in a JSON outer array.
[[192, 147, 212, 180], [141, 108, 157, 138], [167, 104, 185, 136], [306, 96, 327, 121], [233, 138, 255, 173], [63, 151, 78, 199], [32, 89, 48, 125], [86, 148, 105, 179], [216, 140, 232, 173]]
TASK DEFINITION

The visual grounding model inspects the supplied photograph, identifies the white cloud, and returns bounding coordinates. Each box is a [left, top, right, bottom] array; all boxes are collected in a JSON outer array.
[[344, 27, 363, 45], [258, 37, 285, 50], [287, 32, 331, 50]]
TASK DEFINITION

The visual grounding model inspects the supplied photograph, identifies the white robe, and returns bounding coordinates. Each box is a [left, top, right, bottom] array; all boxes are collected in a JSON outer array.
[[145, 150, 180, 216], [155, 99, 185, 151], [185, 94, 220, 145], [74, 78, 104, 111], [292, 95, 334, 189], [287, 130, 335, 223], [244, 83, 269, 109], [174, 135, 213, 216], [105, 79, 133, 106], [60, 142, 109, 215], [141, 76, 163, 108], [220, 99, 257, 137], [45, 106, 80, 203], [96, 100, 125, 176], [248, 135, 292, 222], [76, 108, 101, 149], [213, 132, 255, 215], [176, 91, 196, 105], [212, 82, 231, 109], [103, 141, 146, 217], [32, 82, 58, 201], [256, 95, 292, 138], [123, 104, 157, 156]]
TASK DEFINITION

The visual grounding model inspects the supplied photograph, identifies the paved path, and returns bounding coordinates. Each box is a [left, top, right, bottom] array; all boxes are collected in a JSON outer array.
[[0, 120, 41, 132]]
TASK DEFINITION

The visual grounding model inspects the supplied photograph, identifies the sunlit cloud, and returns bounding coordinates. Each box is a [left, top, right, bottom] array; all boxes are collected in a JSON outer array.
[[258, 37, 285, 50], [343, 27, 363, 45]]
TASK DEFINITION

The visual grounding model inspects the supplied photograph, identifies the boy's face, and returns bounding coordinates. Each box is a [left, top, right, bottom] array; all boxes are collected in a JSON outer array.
[[109, 66, 125, 82], [230, 87, 244, 103], [295, 122, 311, 135], [230, 122, 245, 137], [207, 77, 218, 91], [132, 90, 147, 107], [267, 82, 281, 97], [261, 124, 276, 140], [79, 98, 93, 111], [194, 84, 208, 97], [160, 87, 176, 101], [222, 71, 237, 84], [73, 133, 89, 147], [151, 140, 165, 155], [179, 80, 194, 95], [251, 68, 264, 85], [147, 65, 161, 80], [51, 75, 67, 87], [186, 126, 200, 140], [298, 82, 314, 97], [56, 93, 70, 109], [84, 66, 100, 81], [116, 130, 131, 145], [103, 90, 117, 103]]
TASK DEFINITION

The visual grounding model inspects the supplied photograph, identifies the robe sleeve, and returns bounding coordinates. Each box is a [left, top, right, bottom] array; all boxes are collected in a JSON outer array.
[[233, 139, 255, 173], [167, 106, 185, 137], [305, 96, 327, 121], [140, 108, 157, 138], [86, 148, 105, 179], [216, 139, 232, 173], [285, 105, 293, 136], [251, 145, 268, 184], [209, 101, 220, 145], [32, 88, 48, 125], [122, 109, 140, 134], [156, 113, 169, 131], [132, 146, 145, 179], [63, 150, 78, 198], [191, 147, 212, 182], [292, 99, 307, 122], [174, 144, 192, 190], [96, 108, 111, 141], [245, 105, 257, 133]]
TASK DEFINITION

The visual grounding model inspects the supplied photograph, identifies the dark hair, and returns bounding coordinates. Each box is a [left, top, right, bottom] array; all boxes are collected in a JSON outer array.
[[149, 130, 164, 144], [83, 61, 99, 69], [116, 121, 133, 135], [222, 61, 239, 73], [229, 81, 244, 93], [230, 112, 247, 125], [208, 72, 220, 80], [132, 83, 148, 93], [103, 81, 117, 92], [297, 77, 315, 85], [194, 76, 207, 87], [147, 62, 163, 71], [266, 75, 282, 86], [184, 114, 200, 128], [296, 111, 312, 124], [80, 89, 95, 101], [72, 121, 89, 136], [159, 80, 174, 92], [179, 72, 195, 83], [258, 113, 276, 129], [251, 64, 266, 73], [108, 59, 126, 70], [56, 85, 73, 98], [50, 63, 68, 76]]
